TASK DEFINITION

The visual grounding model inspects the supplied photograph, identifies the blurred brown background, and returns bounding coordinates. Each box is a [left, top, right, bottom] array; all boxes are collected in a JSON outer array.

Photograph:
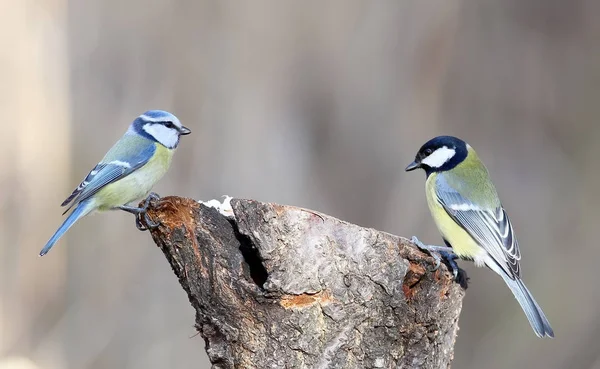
[[1, 0, 597, 368]]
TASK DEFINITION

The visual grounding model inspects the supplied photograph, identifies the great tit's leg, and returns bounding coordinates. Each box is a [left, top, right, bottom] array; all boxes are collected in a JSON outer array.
[[412, 236, 468, 288], [439, 252, 470, 289], [440, 239, 470, 289], [439, 250, 459, 279], [455, 267, 469, 289], [411, 236, 455, 271]]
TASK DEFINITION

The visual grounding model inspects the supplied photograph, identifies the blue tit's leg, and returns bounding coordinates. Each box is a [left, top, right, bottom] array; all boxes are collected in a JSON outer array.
[[410, 236, 458, 276], [140, 192, 161, 229], [118, 192, 161, 230], [118, 204, 154, 230]]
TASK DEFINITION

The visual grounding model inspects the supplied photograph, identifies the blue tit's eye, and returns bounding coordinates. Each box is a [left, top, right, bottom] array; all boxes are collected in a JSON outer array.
[[164, 121, 175, 129]]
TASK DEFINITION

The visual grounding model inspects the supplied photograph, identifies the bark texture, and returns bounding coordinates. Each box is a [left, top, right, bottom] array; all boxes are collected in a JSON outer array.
[[143, 196, 464, 369]]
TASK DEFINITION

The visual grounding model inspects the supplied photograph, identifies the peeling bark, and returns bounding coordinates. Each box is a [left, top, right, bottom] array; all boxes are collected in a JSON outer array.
[[143, 196, 464, 369]]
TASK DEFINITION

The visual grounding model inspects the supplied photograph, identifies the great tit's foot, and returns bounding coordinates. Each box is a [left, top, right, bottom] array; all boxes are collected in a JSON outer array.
[[455, 267, 470, 289], [411, 236, 452, 271], [411, 236, 468, 287], [439, 250, 459, 280], [411, 236, 458, 273]]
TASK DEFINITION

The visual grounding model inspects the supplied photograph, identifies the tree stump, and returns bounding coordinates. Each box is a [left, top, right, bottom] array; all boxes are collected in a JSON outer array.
[[143, 196, 464, 369]]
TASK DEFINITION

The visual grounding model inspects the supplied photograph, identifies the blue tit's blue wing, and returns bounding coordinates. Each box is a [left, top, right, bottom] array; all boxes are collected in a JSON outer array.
[[61, 134, 156, 212], [435, 173, 521, 278]]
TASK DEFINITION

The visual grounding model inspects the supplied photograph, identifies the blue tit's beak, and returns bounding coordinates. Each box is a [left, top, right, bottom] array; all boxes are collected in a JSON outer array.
[[405, 161, 420, 172], [180, 126, 191, 135]]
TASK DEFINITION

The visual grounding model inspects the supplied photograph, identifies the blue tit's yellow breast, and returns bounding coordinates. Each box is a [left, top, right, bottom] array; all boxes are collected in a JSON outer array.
[[95, 144, 174, 210], [425, 173, 485, 261], [149, 143, 174, 172]]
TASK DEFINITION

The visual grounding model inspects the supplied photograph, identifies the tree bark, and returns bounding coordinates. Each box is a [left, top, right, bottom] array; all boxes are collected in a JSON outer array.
[[143, 196, 464, 369]]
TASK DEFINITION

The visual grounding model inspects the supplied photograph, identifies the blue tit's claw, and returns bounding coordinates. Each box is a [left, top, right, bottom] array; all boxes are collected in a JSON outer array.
[[142, 192, 161, 211], [136, 193, 161, 230], [133, 209, 159, 231], [118, 193, 162, 231], [135, 215, 149, 231], [146, 192, 160, 204], [143, 211, 160, 229]]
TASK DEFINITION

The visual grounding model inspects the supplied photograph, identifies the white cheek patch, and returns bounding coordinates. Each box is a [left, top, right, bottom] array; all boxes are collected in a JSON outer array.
[[143, 124, 179, 148], [421, 146, 456, 168]]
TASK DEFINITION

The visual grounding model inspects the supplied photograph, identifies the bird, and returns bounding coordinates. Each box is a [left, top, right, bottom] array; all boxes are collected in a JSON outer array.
[[405, 135, 553, 338], [40, 110, 191, 256]]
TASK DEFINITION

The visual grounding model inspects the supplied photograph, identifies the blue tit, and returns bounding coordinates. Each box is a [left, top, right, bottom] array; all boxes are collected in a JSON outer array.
[[405, 136, 553, 338], [40, 110, 191, 256]]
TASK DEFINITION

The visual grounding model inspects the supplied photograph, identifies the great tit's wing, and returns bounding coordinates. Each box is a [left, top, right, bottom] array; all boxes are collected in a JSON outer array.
[[61, 136, 156, 212], [435, 174, 521, 278]]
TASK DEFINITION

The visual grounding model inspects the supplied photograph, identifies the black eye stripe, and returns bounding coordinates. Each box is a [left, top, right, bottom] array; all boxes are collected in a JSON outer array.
[[148, 121, 178, 130]]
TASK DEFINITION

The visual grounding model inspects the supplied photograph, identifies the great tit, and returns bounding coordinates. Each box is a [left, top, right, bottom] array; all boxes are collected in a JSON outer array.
[[40, 110, 191, 256], [405, 135, 554, 338]]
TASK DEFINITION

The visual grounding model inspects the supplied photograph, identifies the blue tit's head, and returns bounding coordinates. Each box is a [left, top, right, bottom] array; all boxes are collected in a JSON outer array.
[[130, 110, 191, 149], [405, 135, 468, 175]]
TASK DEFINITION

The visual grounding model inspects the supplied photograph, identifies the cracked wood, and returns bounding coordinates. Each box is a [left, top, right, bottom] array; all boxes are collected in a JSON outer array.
[[144, 196, 464, 369]]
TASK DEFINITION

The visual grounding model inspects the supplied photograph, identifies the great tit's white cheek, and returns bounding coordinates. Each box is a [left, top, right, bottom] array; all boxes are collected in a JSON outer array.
[[143, 124, 179, 148], [421, 146, 456, 168]]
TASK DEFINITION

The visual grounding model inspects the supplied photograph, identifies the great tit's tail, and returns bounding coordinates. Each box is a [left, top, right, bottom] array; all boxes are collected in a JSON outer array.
[[501, 274, 554, 338], [39, 200, 94, 256]]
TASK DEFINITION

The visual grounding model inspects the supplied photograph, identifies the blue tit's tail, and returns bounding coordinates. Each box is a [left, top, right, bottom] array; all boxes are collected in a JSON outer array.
[[501, 273, 554, 338], [40, 200, 94, 256]]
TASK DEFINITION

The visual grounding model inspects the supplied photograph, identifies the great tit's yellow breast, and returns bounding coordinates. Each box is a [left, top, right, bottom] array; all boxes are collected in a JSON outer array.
[[425, 173, 486, 262], [95, 144, 174, 210]]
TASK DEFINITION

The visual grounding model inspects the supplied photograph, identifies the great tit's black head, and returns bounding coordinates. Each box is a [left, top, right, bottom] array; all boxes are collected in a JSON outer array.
[[405, 135, 468, 175]]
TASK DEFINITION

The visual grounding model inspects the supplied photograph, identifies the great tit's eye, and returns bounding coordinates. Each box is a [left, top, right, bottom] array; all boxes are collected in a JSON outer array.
[[424, 148, 433, 156], [164, 121, 175, 129]]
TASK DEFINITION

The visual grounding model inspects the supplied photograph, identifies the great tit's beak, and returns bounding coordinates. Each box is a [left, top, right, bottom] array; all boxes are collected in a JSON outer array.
[[405, 161, 420, 172], [180, 126, 192, 135]]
